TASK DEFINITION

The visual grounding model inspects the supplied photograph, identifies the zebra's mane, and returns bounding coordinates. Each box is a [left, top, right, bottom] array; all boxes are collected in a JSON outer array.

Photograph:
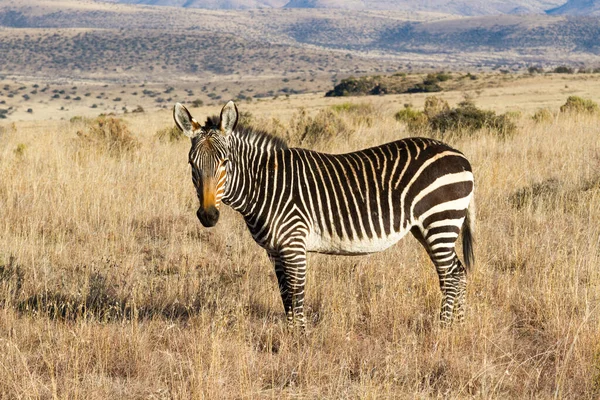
[[205, 115, 288, 150]]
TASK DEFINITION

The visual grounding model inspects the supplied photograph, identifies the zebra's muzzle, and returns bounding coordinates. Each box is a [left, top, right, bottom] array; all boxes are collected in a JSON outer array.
[[197, 206, 220, 227]]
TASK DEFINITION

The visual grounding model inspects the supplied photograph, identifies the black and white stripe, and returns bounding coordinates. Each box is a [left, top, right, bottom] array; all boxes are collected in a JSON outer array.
[[174, 101, 475, 329]]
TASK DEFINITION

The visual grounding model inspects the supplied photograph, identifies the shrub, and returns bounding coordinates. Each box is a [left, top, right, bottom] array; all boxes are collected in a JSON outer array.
[[528, 66, 543, 74], [70, 116, 89, 123], [553, 66, 574, 74], [405, 82, 442, 93], [76, 116, 139, 157], [325, 72, 448, 97], [155, 125, 184, 143], [560, 96, 599, 114], [192, 99, 204, 108], [435, 72, 452, 82], [14, 143, 26, 157], [395, 106, 428, 133], [532, 108, 554, 123], [287, 108, 349, 147], [428, 100, 516, 138], [331, 102, 376, 126], [132, 105, 144, 113], [423, 96, 450, 119]]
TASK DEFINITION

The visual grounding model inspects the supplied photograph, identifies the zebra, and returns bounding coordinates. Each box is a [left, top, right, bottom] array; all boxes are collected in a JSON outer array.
[[173, 101, 475, 330]]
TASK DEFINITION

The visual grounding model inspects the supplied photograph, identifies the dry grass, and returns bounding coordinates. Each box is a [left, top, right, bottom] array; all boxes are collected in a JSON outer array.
[[0, 93, 599, 398]]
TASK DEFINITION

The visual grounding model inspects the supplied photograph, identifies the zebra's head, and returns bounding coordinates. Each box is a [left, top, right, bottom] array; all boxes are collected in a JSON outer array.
[[173, 101, 238, 227]]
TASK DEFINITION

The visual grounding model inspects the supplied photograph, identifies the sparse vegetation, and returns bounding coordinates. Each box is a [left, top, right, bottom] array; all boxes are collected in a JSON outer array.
[[0, 96, 598, 398], [325, 72, 450, 97]]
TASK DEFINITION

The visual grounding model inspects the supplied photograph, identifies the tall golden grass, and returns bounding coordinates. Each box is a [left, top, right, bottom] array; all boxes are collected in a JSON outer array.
[[0, 98, 599, 398]]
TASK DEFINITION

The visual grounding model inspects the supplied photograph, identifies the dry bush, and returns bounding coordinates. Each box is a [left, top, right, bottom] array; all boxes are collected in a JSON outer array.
[[533, 108, 554, 123], [330, 102, 376, 126], [76, 116, 140, 156], [287, 107, 350, 147], [423, 95, 450, 119], [155, 125, 184, 143]]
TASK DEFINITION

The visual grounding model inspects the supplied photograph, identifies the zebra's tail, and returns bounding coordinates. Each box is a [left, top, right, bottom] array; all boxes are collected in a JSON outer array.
[[462, 200, 475, 272]]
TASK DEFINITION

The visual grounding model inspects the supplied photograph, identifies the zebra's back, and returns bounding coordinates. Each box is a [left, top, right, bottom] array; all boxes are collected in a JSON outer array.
[[289, 137, 474, 255]]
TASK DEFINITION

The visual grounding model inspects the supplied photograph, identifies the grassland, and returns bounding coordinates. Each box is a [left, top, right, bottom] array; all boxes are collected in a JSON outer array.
[[0, 74, 599, 398]]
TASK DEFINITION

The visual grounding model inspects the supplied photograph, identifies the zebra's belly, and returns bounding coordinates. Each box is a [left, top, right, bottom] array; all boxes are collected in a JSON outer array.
[[305, 227, 410, 255]]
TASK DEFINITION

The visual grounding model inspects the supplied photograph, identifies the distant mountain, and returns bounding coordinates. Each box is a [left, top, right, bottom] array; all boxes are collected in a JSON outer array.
[[283, 0, 365, 9], [112, 0, 287, 9], [102, 0, 568, 15], [546, 0, 600, 14]]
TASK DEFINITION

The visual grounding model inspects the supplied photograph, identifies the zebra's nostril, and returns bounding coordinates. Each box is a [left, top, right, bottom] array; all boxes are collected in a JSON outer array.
[[197, 206, 219, 227]]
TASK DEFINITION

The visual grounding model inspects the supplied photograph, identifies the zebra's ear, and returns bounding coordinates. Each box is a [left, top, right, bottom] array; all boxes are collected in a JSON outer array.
[[173, 103, 201, 138], [219, 100, 238, 136]]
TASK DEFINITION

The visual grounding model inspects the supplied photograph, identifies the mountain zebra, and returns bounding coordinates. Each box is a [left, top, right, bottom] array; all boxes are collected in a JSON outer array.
[[174, 101, 475, 329]]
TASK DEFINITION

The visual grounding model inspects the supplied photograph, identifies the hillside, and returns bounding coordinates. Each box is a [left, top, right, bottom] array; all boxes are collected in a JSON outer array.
[[547, 0, 600, 14], [104, 0, 568, 15], [114, 0, 287, 8], [1, 0, 600, 89]]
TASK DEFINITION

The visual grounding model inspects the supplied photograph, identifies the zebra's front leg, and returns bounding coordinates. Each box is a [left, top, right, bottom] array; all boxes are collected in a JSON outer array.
[[268, 252, 293, 328], [272, 246, 308, 331]]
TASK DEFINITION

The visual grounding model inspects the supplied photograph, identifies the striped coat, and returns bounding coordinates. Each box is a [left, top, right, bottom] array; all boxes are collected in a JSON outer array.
[[175, 101, 474, 329]]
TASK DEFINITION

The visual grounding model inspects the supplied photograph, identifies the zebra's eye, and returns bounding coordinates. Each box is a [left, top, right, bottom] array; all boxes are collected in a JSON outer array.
[[221, 158, 229, 167]]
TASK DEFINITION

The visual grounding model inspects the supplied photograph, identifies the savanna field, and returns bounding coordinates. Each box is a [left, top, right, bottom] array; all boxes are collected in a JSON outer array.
[[0, 75, 599, 398]]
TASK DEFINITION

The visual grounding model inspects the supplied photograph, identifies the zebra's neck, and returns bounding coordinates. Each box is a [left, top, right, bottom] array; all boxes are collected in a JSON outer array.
[[222, 126, 287, 216]]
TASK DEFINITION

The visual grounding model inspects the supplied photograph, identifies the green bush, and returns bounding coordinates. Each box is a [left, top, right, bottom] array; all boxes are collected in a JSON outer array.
[[553, 66, 574, 74], [560, 96, 599, 114], [395, 106, 428, 133], [405, 82, 442, 94], [528, 66, 543, 74], [14, 143, 26, 157], [325, 77, 375, 97], [325, 72, 447, 97], [428, 100, 517, 138], [435, 72, 452, 82]]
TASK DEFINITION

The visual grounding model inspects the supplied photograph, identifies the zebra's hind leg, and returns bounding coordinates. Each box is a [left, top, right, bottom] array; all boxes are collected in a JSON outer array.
[[411, 226, 467, 325]]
